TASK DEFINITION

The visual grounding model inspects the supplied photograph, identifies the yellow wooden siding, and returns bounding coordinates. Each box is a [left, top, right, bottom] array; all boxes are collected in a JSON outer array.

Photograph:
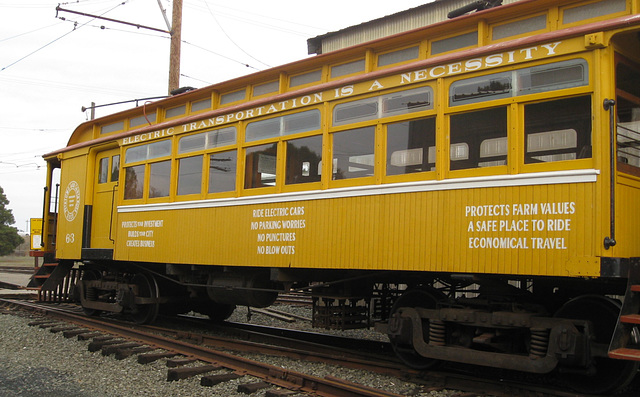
[[114, 179, 600, 277], [56, 154, 88, 259]]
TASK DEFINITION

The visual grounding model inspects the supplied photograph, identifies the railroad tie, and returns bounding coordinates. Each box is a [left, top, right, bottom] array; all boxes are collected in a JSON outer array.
[[166, 365, 222, 381], [62, 329, 91, 338], [101, 342, 142, 356], [200, 372, 243, 387], [115, 346, 155, 360], [88, 338, 123, 352]]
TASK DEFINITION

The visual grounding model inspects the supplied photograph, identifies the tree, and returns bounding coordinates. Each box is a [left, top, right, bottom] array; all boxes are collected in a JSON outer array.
[[0, 186, 24, 256]]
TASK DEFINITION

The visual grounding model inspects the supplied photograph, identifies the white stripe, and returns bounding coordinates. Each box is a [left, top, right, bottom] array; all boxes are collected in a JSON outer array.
[[118, 169, 599, 213]]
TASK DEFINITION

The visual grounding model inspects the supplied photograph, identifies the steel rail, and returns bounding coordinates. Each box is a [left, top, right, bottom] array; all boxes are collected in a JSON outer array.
[[2, 298, 619, 397], [0, 298, 402, 397]]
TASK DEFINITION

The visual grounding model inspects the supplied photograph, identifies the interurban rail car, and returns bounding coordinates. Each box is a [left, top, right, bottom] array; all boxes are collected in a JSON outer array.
[[33, 0, 640, 393]]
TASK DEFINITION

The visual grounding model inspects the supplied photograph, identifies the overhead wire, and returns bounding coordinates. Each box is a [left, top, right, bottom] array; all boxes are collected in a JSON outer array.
[[0, 1, 130, 72], [201, 1, 271, 69]]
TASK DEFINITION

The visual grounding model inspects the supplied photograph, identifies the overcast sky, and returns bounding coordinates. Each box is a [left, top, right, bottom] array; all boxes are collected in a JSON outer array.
[[0, 0, 433, 233]]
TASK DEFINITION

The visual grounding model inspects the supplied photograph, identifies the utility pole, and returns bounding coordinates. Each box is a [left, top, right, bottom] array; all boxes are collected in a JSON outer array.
[[168, 0, 183, 94]]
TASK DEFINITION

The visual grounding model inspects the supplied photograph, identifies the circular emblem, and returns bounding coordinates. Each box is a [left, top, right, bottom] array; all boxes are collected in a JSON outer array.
[[63, 181, 81, 222]]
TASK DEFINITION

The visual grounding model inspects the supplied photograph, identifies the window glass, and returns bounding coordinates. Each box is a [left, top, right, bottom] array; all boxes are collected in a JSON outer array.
[[98, 157, 109, 184], [290, 70, 322, 87], [149, 160, 171, 198], [209, 150, 237, 193], [148, 140, 172, 159], [525, 96, 591, 163], [286, 135, 322, 185], [450, 59, 588, 106], [450, 72, 512, 106], [246, 110, 320, 142], [101, 121, 124, 134], [617, 97, 640, 168], [208, 127, 237, 148], [431, 31, 477, 55], [125, 145, 147, 164], [125, 140, 172, 164], [283, 111, 321, 135], [382, 87, 433, 116], [220, 89, 246, 105], [450, 107, 508, 170], [333, 86, 432, 126], [111, 155, 120, 182], [124, 165, 145, 200], [616, 62, 640, 170], [331, 59, 365, 78], [245, 144, 278, 188], [130, 113, 156, 128], [246, 118, 281, 141], [178, 156, 203, 195], [563, 0, 626, 25], [253, 81, 279, 96], [166, 105, 186, 118], [332, 126, 375, 180], [517, 59, 588, 95], [179, 133, 206, 154], [378, 46, 419, 67], [191, 98, 211, 112], [333, 97, 378, 125], [492, 15, 546, 41], [387, 117, 436, 176]]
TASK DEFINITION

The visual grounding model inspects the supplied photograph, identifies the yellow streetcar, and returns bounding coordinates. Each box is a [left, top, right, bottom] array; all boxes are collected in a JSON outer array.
[[32, 0, 640, 393]]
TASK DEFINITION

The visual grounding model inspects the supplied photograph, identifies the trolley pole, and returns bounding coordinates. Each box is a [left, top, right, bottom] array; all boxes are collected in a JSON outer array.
[[168, 0, 183, 94]]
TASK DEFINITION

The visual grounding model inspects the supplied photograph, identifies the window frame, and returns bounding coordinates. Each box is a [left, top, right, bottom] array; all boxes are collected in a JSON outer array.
[[241, 107, 324, 195]]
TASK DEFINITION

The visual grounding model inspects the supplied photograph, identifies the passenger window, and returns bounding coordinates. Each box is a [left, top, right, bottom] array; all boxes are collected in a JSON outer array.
[[177, 155, 203, 195], [209, 150, 237, 193], [450, 73, 512, 106], [450, 59, 588, 106], [246, 110, 320, 142], [450, 107, 507, 170], [617, 97, 640, 169], [616, 62, 640, 171], [524, 96, 591, 163], [333, 87, 433, 126], [149, 160, 171, 198], [286, 135, 322, 185], [332, 126, 375, 180], [386, 117, 436, 176], [245, 144, 278, 188], [98, 157, 109, 184], [124, 165, 145, 200]]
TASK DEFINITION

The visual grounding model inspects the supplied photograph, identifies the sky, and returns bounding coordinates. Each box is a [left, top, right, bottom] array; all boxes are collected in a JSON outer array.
[[0, 0, 434, 233]]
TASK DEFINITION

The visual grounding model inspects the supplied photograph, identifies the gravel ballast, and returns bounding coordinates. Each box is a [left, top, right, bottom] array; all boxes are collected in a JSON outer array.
[[0, 306, 462, 397]]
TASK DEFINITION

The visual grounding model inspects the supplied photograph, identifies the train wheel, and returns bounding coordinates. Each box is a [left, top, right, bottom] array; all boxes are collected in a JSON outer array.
[[388, 288, 442, 369], [554, 295, 639, 394], [80, 270, 102, 317], [131, 273, 160, 324]]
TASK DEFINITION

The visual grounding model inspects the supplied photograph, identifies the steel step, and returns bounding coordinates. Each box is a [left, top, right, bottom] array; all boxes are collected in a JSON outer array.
[[609, 348, 640, 361]]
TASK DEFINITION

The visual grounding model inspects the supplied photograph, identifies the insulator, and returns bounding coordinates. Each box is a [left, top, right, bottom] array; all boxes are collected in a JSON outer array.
[[530, 327, 550, 358], [429, 319, 446, 346]]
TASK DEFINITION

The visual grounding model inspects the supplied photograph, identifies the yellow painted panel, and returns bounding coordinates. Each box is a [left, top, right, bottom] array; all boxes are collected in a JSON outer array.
[[56, 154, 88, 259], [113, 179, 601, 277]]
